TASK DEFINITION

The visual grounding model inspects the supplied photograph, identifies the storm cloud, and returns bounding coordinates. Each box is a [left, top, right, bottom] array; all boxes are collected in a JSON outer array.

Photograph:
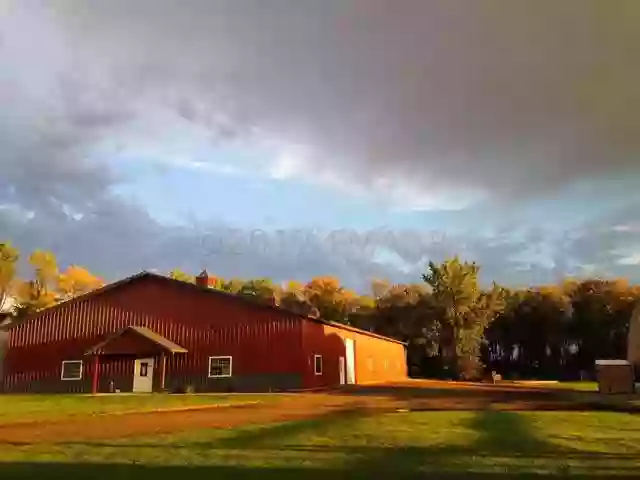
[[2, 0, 640, 289], [43, 0, 640, 200]]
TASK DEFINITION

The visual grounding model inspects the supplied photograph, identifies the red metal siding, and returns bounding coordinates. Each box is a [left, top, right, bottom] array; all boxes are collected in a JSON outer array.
[[3, 276, 304, 393], [301, 320, 407, 389]]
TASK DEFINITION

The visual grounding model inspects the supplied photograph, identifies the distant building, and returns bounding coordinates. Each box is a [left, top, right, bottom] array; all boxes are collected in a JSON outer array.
[[1, 271, 407, 394]]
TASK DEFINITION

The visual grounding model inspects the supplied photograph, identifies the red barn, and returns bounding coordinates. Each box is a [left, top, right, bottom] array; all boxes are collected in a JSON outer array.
[[0, 271, 407, 393]]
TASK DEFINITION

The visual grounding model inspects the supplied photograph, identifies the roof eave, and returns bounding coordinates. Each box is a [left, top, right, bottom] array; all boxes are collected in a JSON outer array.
[[85, 326, 188, 356]]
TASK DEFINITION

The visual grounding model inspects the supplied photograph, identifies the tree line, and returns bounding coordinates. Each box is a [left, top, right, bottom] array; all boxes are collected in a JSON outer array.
[[170, 260, 640, 381], [0, 242, 104, 318], [3, 240, 638, 380]]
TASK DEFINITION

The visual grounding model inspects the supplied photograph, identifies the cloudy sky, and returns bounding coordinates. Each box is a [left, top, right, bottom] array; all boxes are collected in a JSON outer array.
[[2, 0, 640, 290]]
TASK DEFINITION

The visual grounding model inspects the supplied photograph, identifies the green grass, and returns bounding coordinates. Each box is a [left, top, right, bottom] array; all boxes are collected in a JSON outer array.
[[2, 410, 640, 478], [539, 382, 640, 410], [511, 381, 599, 392], [549, 382, 598, 392], [0, 393, 275, 424]]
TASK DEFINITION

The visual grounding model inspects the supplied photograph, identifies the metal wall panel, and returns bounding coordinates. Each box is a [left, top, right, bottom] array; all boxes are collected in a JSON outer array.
[[3, 276, 304, 393], [0, 330, 8, 384], [301, 320, 407, 389]]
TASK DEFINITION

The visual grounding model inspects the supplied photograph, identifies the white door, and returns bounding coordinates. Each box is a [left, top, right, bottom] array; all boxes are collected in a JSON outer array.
[[339, 356, 346, 385], [345, 338, 356, 384], [133, 357, 154, 393]]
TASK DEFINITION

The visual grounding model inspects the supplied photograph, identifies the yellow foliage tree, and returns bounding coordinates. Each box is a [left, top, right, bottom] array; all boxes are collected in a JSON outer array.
[[281, 280, 317, 316], [0, 242, 19, 313], [238, 278, 281, 305], [13, 249, 59, 314], [304, 276, 358, 323], [221, 278, 245, 294], [168, 269, 195, 283], [29, 250, 58, 295], [14, 279, 57, 313], [58, 265, 104, 299]]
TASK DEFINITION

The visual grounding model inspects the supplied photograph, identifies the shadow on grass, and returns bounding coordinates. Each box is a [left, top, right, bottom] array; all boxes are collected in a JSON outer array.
[[2, 410, 639, 478], [330, 384, 640, 413], [2, 462, 640, 480], [344, 410, 640, 476], [3, 407, 367, 449], [471, 409, 553, 454], [332, 384, 570, 401], [216, 407, 364, 449]]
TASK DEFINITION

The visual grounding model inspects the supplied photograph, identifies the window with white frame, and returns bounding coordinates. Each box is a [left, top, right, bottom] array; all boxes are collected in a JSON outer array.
[[61, 360, 83, 380], [314, 355, 323, 375], [208, 356, 232, 378]]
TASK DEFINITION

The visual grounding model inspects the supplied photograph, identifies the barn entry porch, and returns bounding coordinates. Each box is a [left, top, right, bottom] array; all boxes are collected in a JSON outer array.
[[85, 326, 188, 394]]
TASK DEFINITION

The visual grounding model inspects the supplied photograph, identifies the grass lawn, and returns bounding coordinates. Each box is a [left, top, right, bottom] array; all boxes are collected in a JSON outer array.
[[540, 383, 640, 411], [512, 381, 640, 408], [0, 393, 275, 424], [1, 409, 639, 478], [511, 381, 599, 392], [549, 381, 598, 392]]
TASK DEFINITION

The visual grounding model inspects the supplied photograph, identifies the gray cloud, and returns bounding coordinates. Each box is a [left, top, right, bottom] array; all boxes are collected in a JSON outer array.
[[2, 1, 640, 289], [5, 198, 640, 292], [5, 0, 640, 204], [40, 0, 640, 201]]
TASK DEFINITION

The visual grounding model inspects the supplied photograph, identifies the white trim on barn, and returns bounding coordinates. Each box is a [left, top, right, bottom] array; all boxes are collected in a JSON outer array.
[[61, 360, 83, 380], [208, 356, 232, 378]]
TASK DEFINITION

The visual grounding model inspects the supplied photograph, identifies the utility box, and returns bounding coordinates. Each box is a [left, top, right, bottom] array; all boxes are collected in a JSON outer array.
[[595, 360, 635, 394]]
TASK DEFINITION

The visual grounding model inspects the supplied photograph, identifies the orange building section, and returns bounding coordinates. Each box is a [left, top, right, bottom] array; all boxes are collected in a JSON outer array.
[[302, 319, 407, 389]]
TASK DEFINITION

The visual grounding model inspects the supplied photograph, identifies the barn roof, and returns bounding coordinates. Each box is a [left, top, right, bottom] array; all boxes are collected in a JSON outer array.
[[14, 271, 407, 346], [86, 325, 188, 355]]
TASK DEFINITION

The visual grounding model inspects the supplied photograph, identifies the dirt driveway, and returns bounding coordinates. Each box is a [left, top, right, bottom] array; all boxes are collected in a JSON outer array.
[[0, 393, 394, 444], [0, 380, 611, 444]]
